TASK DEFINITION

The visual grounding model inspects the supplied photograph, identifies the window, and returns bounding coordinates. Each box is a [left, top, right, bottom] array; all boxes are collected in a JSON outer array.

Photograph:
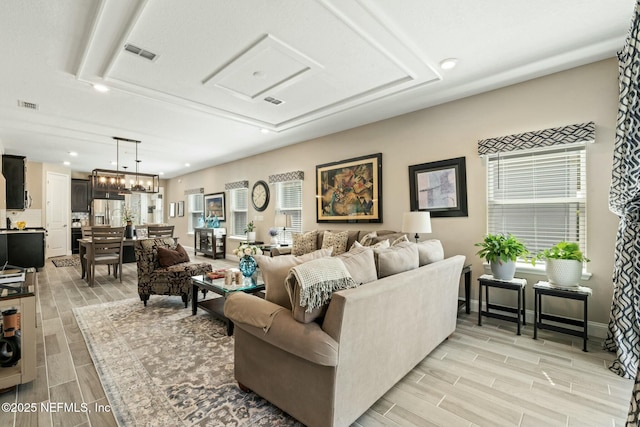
[[229, 188, 248, 237], [486, 144, 587, 260], [186, 193, 204, 234], [275, 180, 302, 242]]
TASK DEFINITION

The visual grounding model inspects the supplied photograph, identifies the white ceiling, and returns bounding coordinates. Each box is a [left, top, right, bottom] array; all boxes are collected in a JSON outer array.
[[0, 0, 635, 178]]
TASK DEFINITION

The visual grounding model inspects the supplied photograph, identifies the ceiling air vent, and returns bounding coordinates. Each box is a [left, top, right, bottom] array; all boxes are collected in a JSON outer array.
[[264, 96, 284, 106], [17, 100, 38, 110], [124, 43, 157, 61]]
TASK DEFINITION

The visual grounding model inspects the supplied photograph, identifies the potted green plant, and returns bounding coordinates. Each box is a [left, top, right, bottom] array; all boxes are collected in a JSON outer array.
[[475, 233, 529, 280], [533, 241, 589, 289], [244, 221, 256, 242]]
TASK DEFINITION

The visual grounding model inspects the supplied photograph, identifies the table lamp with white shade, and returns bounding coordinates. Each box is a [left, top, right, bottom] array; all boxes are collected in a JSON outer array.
[[401, 211, 432, 243], [274, 213, 292, 246]]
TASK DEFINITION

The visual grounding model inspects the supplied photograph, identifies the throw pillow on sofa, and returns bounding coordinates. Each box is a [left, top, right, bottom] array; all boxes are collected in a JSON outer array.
[[321, 230, 349, 255], [337, 246, 377, 285], [157, 243, 190, 267], [417, 239, 445, 266], [255, 247, 333, 309], [292, 230, 318, 256], [359, 231, 377, 246], [374, 241, 419, 278]]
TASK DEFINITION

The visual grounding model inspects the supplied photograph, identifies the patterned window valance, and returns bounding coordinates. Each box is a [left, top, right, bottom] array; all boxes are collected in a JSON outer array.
[[184, 187, 204, 195], [268, 171, 304, 183], [477, 122, 595, 156], [224, 180, 249, 190]]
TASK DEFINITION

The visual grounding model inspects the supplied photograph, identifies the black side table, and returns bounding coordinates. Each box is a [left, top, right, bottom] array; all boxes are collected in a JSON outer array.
[[533, 282, 591, 352], [458, 264, 472, 314], [478, 274, 527, 335]]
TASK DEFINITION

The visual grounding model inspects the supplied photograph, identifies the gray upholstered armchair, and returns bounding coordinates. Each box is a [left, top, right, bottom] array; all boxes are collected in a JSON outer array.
[[134, 237, 212, 307]]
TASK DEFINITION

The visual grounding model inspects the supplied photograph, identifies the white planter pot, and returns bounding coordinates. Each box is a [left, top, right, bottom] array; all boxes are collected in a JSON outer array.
[[270, 236, 278, 245], [246, 231, 256, 242], [490, 260, 516, 281], [546, 259, 582, 289]]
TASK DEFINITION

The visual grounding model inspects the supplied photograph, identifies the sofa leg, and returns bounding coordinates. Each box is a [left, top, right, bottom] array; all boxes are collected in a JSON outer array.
[[238, 382, 251, 393], [140, 294, 150, 307]]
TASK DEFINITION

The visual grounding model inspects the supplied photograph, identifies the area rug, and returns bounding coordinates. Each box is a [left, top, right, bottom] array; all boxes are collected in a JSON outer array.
[[51, 255, 80, 267], [73, 296, 302, 427]]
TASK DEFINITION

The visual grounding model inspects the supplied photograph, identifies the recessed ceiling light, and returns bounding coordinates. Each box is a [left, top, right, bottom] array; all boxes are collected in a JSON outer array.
[[158, 172, 164, 176], [63, 161, 70, 166], [185, 163, 190, 167], [110, 161, 117, 166], [69, 151, 78, 156], [260, 128, 269, 134], [93, 84, 109, 92], [439, 58, 458, 70]]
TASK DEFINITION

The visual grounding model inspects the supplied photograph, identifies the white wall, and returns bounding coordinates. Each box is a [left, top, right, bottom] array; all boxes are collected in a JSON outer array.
[[167, 58, 619, 325]]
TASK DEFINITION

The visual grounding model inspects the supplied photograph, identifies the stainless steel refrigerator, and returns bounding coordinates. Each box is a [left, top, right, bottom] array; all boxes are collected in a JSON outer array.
[[91, 199, 125, 225]]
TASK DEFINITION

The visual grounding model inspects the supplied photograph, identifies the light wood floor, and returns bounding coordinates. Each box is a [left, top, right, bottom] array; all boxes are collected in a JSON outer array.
[[0, 257, 633, 427]]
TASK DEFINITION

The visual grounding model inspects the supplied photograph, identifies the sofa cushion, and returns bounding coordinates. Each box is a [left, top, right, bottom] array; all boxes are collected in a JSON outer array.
[[321, 230, 349, 255], [353, 239, 389, 249], [255, 248, 333, 309], [337, 246, 377, 285], [417, 239, 445, 266], [157, 243, 190, 267], [375, 242, 419, 278], [292, 230, 318, 256]]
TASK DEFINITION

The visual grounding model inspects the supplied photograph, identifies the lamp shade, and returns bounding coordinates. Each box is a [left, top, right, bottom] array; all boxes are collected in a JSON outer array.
[[274, 213, 292, 228], [401, 211, 432, 237]]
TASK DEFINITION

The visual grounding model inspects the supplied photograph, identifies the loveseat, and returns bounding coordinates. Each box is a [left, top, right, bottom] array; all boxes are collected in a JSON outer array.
[[224, 237, 465, 427]]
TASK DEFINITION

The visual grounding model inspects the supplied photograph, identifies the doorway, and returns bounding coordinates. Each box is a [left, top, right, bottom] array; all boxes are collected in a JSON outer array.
[[46, 171, 70, 258]]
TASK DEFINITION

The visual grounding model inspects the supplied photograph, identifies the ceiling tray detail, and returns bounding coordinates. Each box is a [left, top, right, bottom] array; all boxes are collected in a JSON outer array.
[[202, 34, 322, 101]]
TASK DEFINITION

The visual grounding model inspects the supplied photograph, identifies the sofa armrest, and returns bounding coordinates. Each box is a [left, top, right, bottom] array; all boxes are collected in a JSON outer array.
[[225, 293, 338, 366], [270, 246, 292, 256]]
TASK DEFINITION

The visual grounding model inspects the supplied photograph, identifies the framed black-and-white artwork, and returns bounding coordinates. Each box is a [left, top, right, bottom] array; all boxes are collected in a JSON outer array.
[[169, 202, 176, 218], [408, 157, 468, 217], [177, 201, 184, 217]]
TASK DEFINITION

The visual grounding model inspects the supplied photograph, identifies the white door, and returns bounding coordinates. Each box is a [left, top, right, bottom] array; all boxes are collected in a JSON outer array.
[[46, 172, 69, 257]]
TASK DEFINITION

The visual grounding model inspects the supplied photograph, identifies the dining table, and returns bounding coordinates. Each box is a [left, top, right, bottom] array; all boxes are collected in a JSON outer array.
[[78, 236, 178, 281]]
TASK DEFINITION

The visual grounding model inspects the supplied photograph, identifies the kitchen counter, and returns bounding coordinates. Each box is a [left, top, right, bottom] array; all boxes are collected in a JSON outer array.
[[0, 229, 46, 234]]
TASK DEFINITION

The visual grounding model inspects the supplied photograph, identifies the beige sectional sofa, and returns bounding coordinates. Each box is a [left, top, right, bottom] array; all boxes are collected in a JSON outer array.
[[224, 234, 465, 427]]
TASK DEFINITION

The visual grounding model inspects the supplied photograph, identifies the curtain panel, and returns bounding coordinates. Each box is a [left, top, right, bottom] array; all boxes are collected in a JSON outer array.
[[605, 1, 640, 424]]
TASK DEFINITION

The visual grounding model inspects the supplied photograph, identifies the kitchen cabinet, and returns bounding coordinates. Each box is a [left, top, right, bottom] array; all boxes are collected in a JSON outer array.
[[71, 179, 90, 212], [71, 228, 82, 254], [194, 228, 226, 259], [2, 155, 26, 210], [0, 231, 46, 270]]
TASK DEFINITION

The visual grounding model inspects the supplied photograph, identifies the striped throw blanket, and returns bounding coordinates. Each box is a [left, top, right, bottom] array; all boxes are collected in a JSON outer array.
[[285, 257, 357, 313]]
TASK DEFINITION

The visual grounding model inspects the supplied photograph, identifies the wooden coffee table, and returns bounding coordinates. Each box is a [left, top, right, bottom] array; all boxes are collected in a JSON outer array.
[[191, 275, 265, 335]]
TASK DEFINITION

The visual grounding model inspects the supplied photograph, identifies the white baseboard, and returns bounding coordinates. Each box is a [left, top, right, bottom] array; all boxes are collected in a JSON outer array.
[[466, 299, 608, 339]]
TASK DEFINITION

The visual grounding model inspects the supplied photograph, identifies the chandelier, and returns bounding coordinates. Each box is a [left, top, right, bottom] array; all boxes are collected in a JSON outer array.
[[91, 137, 160, 194]]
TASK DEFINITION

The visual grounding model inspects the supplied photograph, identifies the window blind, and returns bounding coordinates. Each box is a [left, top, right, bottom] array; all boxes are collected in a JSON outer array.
[[230, 188, 248, 236], [487, 144, 587, 257], [276, 180, 302, 240]]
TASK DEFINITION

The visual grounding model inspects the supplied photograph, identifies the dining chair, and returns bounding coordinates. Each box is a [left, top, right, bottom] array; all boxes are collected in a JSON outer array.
[[86, 226, 125, 287], [81, 225, 115, 278], [147, 225, 175, 238]]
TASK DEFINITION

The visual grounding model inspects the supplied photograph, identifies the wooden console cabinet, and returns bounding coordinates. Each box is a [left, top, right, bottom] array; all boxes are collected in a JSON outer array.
[[0, 270, 36, 389], [194, 228, 226, 259]]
